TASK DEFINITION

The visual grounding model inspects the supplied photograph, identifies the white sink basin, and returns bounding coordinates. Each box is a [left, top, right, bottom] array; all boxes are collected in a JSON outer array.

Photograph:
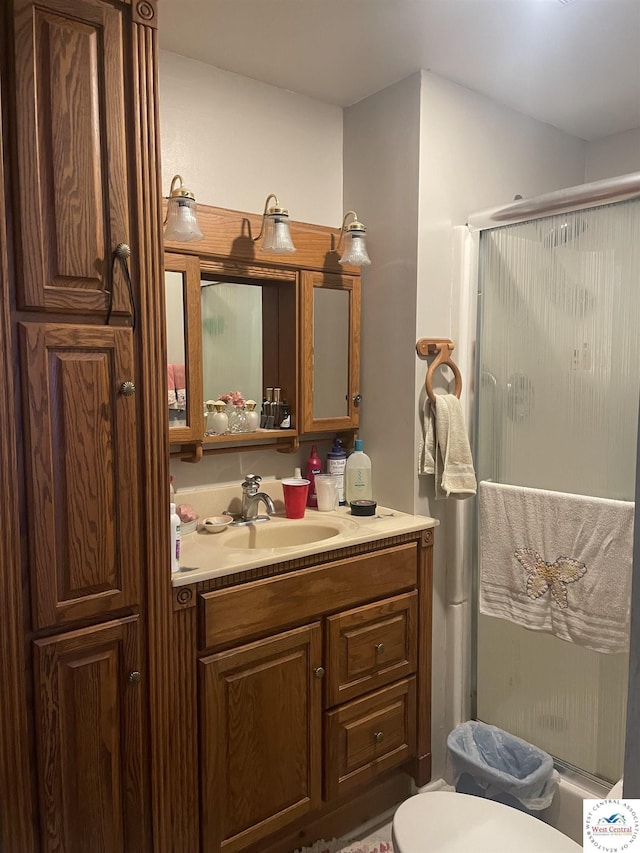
[[222, 520, 348, 550]]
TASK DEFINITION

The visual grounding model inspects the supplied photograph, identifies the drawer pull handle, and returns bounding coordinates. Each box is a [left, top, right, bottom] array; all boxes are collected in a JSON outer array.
[[128, 671, 142, 684], [375, 643, 385, 655], [314, 666, 325, 679], [374, 731, 384, 744]]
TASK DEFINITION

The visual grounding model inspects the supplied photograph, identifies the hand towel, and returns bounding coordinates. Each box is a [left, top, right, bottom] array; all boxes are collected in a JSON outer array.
[[167, 363, 178, 409], [434, 394, 477, 499], [479, 481, 634, 654], [418, 398, 436, 475]]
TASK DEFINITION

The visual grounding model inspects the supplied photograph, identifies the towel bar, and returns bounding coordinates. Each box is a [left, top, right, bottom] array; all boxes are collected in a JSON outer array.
[[416, 337, 463, 403]]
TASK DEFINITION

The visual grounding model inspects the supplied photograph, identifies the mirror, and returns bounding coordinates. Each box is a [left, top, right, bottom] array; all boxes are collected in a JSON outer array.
[[301, 271, 360, 433], [313, 288, 349, 419], [200, 279, 263, 407], [166, 270, 187, 427], [165, 253, 202, 441]]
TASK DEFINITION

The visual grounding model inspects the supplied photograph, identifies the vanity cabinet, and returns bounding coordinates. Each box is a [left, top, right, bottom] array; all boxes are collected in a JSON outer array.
[[187, 530, 433, 853]]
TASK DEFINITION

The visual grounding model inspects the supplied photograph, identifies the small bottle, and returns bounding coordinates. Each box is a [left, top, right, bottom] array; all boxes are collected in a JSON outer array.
[[204, 400, 216, 435], [260, 389, 271, 428], [306, 444, 322, 508], [327, 438, 347, 505], [169, 475, 175, 505], [170, 503, 181, 574], [344, 439, 373, 504], [278, 399, 291, 429], [269, 387, 281, 430], [263, 387, 274, 429], [245, 400, 260, 431], [210, 401, 229, 435]]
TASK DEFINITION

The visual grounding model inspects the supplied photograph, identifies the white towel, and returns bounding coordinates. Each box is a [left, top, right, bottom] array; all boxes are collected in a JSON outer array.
[[418, 399, 436, 475], [419, 394, 476, 499], [479, 481, 634, 654]]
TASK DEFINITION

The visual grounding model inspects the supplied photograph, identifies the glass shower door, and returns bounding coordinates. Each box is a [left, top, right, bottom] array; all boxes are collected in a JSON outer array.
[[475, 200, 640, 781]]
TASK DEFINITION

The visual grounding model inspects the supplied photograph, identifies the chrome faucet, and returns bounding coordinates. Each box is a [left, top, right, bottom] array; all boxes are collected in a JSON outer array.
[[238, 474, 276, 524]]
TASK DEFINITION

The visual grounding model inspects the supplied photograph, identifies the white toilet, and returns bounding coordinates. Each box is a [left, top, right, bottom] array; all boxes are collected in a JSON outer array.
[[392, 790, 582, 852]]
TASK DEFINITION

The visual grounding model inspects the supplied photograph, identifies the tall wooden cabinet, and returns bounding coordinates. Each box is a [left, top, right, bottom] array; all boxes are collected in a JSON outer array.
[[0, 0, 169, 851]]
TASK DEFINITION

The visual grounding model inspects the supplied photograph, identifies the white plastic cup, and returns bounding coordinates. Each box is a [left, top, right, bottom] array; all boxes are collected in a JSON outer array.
[[314, 474, 339, 512]]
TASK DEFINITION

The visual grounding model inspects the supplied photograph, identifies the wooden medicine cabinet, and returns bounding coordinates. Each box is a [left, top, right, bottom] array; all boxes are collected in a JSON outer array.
[[164, 203, 362, 458]]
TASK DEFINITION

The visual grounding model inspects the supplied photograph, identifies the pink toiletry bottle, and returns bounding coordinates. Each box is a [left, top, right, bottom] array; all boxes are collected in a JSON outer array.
[[306, 444, 322, 507]]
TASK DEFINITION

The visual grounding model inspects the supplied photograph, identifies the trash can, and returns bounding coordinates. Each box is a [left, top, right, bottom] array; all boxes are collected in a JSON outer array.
[[447, 721, 558, 816]]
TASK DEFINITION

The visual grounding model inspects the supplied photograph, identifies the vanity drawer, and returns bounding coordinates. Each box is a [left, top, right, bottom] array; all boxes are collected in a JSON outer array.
[[324, 678, 416, 800], [325, 592, 417, 707], [199, 543, 417, 650]]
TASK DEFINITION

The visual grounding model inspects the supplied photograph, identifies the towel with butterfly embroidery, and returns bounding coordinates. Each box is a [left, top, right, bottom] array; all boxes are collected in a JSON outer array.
[[478, 481, 634, 654]]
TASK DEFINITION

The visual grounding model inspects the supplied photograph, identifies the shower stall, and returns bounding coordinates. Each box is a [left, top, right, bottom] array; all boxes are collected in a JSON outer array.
[[470, 174, 640, 784]]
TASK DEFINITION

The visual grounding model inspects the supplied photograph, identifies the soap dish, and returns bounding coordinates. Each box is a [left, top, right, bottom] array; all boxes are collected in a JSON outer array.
[[201, 515, 233, 534]]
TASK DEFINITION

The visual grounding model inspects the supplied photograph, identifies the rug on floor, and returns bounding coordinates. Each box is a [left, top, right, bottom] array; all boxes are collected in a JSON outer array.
[[295, 838, 393, 853]]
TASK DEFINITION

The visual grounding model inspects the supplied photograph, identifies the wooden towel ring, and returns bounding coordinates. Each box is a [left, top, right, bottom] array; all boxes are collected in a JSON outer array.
[[416, 338, 463, 403]]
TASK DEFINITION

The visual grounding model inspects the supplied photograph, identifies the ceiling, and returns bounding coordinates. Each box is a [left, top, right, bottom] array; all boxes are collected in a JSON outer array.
[[158, 0, 640, 142]]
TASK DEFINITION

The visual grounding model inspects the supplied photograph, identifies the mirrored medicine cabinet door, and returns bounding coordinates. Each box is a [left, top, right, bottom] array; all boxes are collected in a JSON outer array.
[[301, 271, 361, 433], [165, 253, 202, 443]]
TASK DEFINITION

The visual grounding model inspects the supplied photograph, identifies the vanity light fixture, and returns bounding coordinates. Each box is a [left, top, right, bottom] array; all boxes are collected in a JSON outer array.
[[334, 211, 371, 267], [253, 193, 296, 254], [163, 174, 204, 242]]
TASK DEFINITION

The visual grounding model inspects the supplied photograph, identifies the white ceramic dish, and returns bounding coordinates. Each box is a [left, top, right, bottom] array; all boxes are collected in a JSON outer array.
[[201, 515, 233, 534]]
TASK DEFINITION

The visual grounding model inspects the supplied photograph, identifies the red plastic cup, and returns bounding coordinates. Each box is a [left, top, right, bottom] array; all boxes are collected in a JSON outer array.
[[282, 478, 310, 519]]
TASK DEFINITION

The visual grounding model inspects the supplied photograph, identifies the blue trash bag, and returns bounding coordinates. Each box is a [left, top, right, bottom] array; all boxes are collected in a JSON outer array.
[[446, 721, 559, 812]]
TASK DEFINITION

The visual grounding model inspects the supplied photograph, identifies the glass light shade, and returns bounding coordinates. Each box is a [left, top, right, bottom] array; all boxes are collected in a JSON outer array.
[[164, 197, 204, 242], [260, 212, 296, 254], [339, 228, 371, 266]]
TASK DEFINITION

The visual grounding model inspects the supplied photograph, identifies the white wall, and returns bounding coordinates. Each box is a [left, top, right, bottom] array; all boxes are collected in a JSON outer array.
[[585, 127, 640, 183], [343, 73, 422, 515], [160, 51, 343, 226], [159, 51, 344, 489]]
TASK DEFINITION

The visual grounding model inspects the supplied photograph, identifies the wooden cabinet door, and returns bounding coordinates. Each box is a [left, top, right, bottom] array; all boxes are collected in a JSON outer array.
[[19, 322, 140, 629], [33, 616, 150, 853], [12, 0, 132, 316], [199, 623, 323, 853]]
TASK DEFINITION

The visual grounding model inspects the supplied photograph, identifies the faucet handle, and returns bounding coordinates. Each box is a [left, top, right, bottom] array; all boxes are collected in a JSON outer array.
[[242, 473, 262, 493]]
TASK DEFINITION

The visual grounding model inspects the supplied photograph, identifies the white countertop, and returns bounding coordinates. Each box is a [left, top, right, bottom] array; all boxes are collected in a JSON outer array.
[[172, 505, 438, 586]]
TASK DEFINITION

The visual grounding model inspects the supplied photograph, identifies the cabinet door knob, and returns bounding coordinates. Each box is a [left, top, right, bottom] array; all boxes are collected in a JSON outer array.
[[314, 666, 325, 679], [375, 643, 385, 655], [119, 381, 136, 396], [374, 731, 384, 744], [353, 394, 362, 406], [128, 671, 142, 684]]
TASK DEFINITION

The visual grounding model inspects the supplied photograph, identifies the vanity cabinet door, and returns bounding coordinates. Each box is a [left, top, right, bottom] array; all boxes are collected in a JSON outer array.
[[12, 0, 132, 317], [19, 322, 140, 630], [301, 271, 361, 433], [33, 616, 150, 853], [199, 623, 323, 853]]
